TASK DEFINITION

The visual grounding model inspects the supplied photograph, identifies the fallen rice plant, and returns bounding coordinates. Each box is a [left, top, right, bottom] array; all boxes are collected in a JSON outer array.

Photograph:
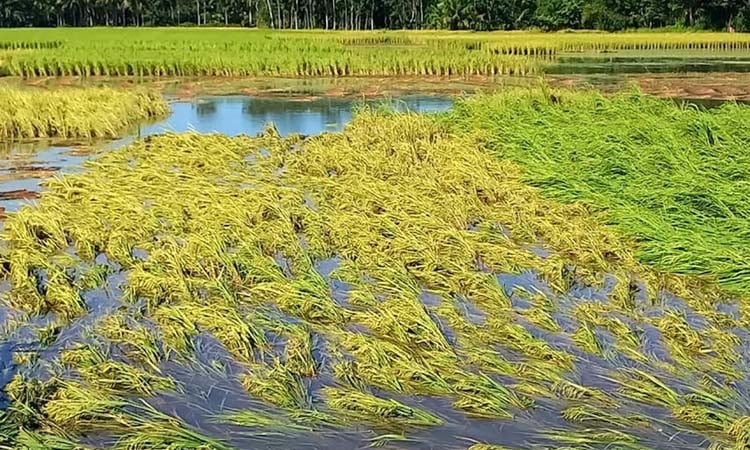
[[0, 97, 747, 448], [0, 86, 168, 141]]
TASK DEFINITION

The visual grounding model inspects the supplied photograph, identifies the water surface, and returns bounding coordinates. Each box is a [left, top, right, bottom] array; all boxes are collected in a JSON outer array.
[[551, 52, 750, 74]]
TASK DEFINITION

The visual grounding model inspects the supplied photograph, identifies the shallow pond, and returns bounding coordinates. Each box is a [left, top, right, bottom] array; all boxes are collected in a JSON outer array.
[[0, 95, 453, 215]]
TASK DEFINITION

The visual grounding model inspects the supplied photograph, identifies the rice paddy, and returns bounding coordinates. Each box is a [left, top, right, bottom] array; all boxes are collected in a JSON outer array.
[[3, 29, 750, 79], [0, 86, 168, 140], [448, 89, 750, 296], [0, 23, 750, 450], [0, 95, 748, 449]]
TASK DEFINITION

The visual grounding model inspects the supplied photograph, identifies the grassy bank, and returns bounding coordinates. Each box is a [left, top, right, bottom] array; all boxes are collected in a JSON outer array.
[[449, 89, 750, 296], [3, 29, 750, 79], [0, 86, 168, 140], [0, 108, 747, 449]]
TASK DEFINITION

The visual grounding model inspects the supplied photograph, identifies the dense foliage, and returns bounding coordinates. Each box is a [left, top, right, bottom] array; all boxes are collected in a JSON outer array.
[[450, 89, 750, 295], [1, 0, 749, 31]]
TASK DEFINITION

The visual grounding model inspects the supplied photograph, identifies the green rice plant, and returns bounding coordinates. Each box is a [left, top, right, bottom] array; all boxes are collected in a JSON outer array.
[[11, 351, 38, 366], [76, 264, 110, 291], [156, 303, 266, 362], [562, 405, 647, 428], [449, 88, 750, 296], [78, 361, 176, 396], [353, 294, 451, 353], [552, 380, 616, 407], [37, 320, 64, 347], [544, 428, 649, 450], [60, 344, 108, 367], [0, 29, 544, 79], [516, 298, 560, 333], [42, 381, 130, 431], [335, 332, 453, 396], [486, 318, 573, 369], [0, 86, 168, 140], [246, 270, 350, 325], [96, 314, 164, 372], [322, 387, 442, 427], [673, 404, 734, 434], [727, 417, 750, 449], [451, 372, 532, 419], [112, 401, 233, 450], [283, 325, 316, 377], [241, 360, 311, 409], [217, 409, 286, 429], [13, 428, 91, 450], [611, 368, 681, 408], [43, 269, 86, 321], [4, 29, 750, 80]]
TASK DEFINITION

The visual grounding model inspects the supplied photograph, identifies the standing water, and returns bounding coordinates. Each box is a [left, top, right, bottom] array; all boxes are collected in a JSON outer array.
[[0, 95, 453, 214]]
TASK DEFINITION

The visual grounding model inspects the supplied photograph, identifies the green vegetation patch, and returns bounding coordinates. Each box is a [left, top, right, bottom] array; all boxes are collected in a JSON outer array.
[[450, 88, 750, 296]]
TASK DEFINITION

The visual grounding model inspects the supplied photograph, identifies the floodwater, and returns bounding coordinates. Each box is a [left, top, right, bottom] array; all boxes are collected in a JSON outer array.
[[0, 91, 747, 450], [550, 52, 750, 74], [0, 95, 453, 215]]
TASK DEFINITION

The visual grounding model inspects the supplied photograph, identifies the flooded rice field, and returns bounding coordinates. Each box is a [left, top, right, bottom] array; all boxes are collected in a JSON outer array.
[[0, 95, 452, 216], [0, 90, 748, 449]]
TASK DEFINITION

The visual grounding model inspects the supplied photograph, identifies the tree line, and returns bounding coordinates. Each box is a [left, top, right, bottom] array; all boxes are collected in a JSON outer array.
[[2, 0, 750, 31]]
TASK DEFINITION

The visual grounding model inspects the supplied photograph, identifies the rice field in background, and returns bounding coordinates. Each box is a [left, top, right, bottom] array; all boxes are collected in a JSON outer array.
[[3, 29, 750, 79], [0, 98, 748, 449]]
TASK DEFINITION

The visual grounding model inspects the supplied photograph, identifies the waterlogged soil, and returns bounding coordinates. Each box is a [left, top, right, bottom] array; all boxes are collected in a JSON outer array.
[[0, 107, 748, 449], [14, 76, 507, 100], [0, 94, 452, 215]]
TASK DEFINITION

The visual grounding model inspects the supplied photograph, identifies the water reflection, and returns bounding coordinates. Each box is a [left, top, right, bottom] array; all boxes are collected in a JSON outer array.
[[0, 95, 453, 214], [550, 55, 750, 74], [143, 95, 452, 137]]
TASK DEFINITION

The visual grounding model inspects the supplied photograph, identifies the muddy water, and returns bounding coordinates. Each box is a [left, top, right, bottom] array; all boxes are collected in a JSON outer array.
[[0, 95, 453, 215]]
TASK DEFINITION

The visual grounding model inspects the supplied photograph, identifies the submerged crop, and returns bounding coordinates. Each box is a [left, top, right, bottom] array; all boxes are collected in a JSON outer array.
[[0, 86, 168, 140], [0, 106, 748, 449]]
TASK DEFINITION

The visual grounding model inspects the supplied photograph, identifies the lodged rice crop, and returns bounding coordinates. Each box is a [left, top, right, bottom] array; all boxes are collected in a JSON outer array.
[[2, 28, 750, 79], [0, 86, 168, 140], [449, 88, 750, 296], [0, 105, 747, 449]]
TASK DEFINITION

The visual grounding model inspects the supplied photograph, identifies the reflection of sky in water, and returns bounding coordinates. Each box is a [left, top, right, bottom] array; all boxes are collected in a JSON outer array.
[[0, 95, 453, 213], [141, 96, 453, 136]]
